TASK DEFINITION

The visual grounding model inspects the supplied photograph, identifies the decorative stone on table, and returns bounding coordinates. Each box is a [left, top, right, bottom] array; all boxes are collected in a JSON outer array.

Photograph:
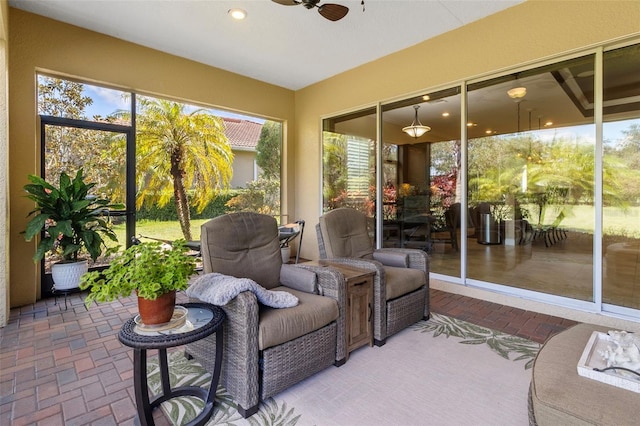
[[577, 329, 640, 393]]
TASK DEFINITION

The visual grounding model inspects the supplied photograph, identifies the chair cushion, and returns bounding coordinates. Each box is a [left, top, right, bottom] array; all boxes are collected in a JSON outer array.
[[280, 264, 318, 294], [319, 208, 373, 259], [373, 251, 409, 268], [201, 212, 282, 289], [258, 286, 339, 350], [384, 266, 426, 301]]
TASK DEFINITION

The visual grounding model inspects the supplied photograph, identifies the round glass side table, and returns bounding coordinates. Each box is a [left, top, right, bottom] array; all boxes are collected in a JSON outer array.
[[118, 302, 225, 426]]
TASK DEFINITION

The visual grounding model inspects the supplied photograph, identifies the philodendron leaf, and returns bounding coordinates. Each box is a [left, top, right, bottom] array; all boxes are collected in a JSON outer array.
[[61, 244, 82, 258], [24, 214, 48, 240]]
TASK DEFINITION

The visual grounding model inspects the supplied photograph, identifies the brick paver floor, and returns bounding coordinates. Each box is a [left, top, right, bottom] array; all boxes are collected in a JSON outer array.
[[1, 288, 577, 425], [430, 288, 578, 343]]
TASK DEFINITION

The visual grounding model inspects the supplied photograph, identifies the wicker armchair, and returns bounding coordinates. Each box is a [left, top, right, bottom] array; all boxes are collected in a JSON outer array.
[[317, 207, 429, 346], [186, 212, 346, 418]]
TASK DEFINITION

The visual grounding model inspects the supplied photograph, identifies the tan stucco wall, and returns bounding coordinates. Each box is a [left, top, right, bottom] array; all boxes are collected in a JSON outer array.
[[230, 150, 257, 189], [1, 0, 9, 326], [7, 8, 295, 307], [294, 0, 640, 261]]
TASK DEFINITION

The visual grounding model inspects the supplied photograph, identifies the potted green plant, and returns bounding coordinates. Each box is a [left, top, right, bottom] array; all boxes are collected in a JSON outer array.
[[80, 240, 196, 325], [23, 169, 123, 290]]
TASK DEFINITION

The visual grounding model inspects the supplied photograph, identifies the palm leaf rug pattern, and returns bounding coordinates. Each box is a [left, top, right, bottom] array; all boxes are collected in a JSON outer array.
[[411, 313, 541, 370], [146, 314, 540, 425]]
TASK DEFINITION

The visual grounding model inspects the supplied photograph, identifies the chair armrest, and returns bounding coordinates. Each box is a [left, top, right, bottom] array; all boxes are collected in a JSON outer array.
[[310, 257, 384, 298], [188, 291, 260, 411], [280, 263, 318, 294], [372, 250, 408, 268], [375, 248, 429, 274], [374, 248, 430, 321], [294, 264, 348, 362]]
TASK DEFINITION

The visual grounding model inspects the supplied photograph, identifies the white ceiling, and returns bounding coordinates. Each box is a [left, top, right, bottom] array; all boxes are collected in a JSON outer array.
[[9, 0, 524, 90]]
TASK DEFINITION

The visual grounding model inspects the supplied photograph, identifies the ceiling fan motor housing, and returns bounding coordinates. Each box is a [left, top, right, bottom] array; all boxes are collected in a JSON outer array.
[[303, 0, 321, 9], [273, 0, 349, 21]]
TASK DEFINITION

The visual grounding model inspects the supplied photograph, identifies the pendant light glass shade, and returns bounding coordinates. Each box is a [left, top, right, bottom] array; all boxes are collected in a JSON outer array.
[[402, 105, 431, 138], [507, 86, 527, 99]]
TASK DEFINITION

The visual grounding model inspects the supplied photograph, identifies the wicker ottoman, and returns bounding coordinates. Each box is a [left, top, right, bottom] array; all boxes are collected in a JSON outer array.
[[529, 323, 640, 425]]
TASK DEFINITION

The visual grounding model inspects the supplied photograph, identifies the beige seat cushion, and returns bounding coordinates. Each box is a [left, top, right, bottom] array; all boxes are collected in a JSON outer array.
[[258, 286, 339, 350], [384, 266, 426, 301]]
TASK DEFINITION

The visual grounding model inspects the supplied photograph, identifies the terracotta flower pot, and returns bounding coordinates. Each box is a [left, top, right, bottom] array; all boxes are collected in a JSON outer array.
[[137, 290, 176, 325]]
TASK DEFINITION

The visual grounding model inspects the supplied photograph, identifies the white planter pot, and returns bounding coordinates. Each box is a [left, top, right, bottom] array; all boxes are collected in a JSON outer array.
[[51, 260, 89, 291]]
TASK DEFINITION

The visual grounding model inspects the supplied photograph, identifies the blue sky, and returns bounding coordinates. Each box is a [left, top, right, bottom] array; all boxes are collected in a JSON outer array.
[[82, 85, 265, 123]]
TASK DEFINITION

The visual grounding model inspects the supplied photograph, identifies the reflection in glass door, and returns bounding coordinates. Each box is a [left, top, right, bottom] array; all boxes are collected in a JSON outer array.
[[602, 43, 640, 310], [381, 88, 462, 276], [322, 108, 378, 238], [467, 55, 596, 301]]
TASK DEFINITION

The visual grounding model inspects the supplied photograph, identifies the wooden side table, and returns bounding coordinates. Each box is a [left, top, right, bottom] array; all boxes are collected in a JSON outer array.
[[119, 303, 225, 426], [305, 261, 374, 361]]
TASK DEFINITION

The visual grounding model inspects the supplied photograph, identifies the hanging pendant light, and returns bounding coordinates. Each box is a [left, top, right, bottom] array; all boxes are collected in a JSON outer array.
[[507, 73, 527, 100], [507, 86, 527, 99], [402, 105, 431, 138]]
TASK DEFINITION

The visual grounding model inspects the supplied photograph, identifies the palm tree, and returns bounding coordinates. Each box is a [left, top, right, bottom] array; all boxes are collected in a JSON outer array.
[[135, 98, 233, 240]]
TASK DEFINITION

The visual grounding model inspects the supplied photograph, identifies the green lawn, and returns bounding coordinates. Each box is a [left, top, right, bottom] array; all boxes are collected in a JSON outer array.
[[110, 218, 211, 250], [530, 204, 640, 238], [105, 205, 640, 253]]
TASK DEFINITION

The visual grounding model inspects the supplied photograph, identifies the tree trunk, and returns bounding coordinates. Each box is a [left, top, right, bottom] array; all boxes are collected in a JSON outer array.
[[171, 150, 192, 241]]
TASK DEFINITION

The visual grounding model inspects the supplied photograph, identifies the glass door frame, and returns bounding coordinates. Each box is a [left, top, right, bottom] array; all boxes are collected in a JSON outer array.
[[39, 113, 136, 296]]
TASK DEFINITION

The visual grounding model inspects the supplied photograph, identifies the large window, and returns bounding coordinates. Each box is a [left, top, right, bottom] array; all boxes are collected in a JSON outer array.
[[37, 75, 283, 294], [322, 40, 640, 318]]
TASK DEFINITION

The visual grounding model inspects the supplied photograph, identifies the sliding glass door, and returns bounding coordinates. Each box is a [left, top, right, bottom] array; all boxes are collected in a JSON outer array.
[[467, 55, 596, 301], [602, 43, 640, 310], [380, 89, 462, 277], [320, 40, 640, 319]]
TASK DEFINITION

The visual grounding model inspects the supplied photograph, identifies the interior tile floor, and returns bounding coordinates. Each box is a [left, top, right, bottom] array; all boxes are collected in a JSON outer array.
[[0, 287, 577, 425], [391, 229, 640, 310]]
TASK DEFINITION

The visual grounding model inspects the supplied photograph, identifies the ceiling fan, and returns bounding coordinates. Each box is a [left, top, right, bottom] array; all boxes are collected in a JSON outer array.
[[271, 0, 352, 22]]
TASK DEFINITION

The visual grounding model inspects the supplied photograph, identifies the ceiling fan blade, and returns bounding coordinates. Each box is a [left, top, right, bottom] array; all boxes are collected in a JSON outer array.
[[318, 3, 349, 21], [271, 0, 300, 6]]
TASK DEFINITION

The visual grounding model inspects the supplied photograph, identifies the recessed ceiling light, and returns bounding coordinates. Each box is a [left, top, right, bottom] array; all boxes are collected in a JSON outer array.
[[442, 112, 450, 117], [422, 95, 430, 101], [467, 122, 477, 127], [229, 8, 247, 20], [544, 121, 553, 127], [485, 130, 492, 134]]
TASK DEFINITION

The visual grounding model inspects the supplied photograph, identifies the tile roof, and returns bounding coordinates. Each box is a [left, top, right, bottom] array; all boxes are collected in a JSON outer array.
[[223, 117, 263, 151]]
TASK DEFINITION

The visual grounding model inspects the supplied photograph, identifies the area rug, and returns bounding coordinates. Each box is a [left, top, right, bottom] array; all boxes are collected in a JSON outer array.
[[147, 313, 540, 425]]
